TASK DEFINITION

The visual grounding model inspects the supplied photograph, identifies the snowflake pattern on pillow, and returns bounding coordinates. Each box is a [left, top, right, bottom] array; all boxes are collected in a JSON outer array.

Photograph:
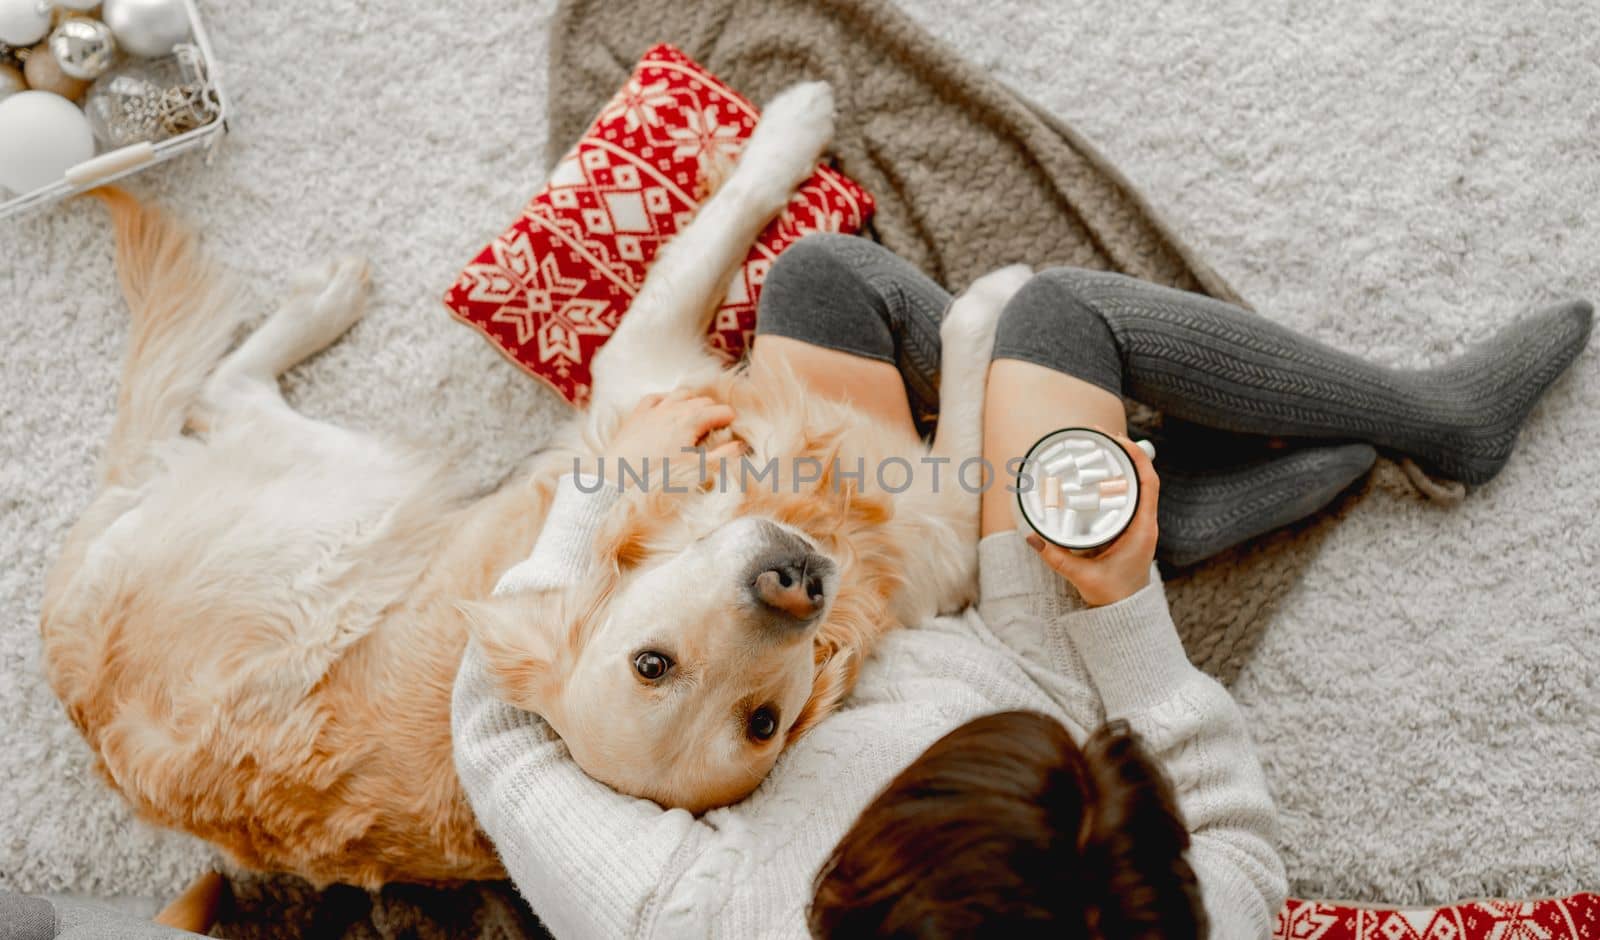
[[444, 44, 876, 405], [1274, 893, 1600, 940]]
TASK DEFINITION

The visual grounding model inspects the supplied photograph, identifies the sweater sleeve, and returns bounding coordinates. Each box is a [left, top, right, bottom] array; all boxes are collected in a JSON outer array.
[[979, 533, 1288, 938], [451, 474, 710, 939], [1069, 583, 1287, 939]]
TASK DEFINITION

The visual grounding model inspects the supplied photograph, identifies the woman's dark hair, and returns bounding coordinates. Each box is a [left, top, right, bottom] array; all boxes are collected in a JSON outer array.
[[809, 711, 1204, 939]]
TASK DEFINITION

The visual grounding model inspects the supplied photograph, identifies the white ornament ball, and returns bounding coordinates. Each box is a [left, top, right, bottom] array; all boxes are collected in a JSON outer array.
[[0, 0, 50, 47], [100, 0, 189, 57], [0, 90, 95, 193], [56, 0, 104, 8]]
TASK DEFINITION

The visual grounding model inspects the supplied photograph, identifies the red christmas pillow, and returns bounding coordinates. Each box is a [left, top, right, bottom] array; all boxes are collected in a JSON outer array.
[[1274, 893, 1600, 940], [444, 44, 876, 405]]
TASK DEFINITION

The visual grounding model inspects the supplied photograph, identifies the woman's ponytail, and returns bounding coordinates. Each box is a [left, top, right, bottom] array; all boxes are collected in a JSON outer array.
[[810, 711, 1205, 939], [1072, 720, 1207, 939]]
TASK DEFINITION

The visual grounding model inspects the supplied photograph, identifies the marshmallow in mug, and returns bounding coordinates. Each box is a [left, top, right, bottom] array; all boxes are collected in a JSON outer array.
[[1015, 428, 1155, 550]]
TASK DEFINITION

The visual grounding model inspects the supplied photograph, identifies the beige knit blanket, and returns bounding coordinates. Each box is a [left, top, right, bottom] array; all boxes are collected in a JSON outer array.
[[214, 0, 1363, 934], [547, 0, 1242, 300]]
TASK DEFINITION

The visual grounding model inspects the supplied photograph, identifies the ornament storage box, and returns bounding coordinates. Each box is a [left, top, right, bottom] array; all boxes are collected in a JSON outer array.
[[0, 0, 226, 219]]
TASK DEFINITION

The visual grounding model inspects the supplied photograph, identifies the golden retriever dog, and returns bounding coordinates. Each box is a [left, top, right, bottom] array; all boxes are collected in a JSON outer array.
[[39, 82, 1023, 887]]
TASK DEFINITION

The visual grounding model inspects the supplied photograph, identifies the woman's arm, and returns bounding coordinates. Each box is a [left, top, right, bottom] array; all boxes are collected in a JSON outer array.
[[453, 638, 708, 938], [451, 395, 737, 938], [997, 440, 1287, 937], [1064, 579, 1287, 938]]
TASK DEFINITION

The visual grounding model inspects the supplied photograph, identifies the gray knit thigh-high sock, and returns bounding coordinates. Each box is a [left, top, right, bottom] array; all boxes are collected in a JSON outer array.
[[757, 236, 1371, 563], [755, 233, 951, 435], [995, 269, 1594, 485], [1154, 441, 1377, 566]]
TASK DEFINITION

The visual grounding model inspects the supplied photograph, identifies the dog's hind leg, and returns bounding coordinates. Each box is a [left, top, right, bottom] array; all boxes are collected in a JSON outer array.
[[588, 82, 835, 416], [198, 257, 370, 423], [901, 265, 1035, 618], [929, 265, 1034, 478]]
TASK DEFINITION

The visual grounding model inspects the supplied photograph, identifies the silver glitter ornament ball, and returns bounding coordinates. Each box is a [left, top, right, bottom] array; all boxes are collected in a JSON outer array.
[[101, 0, 190, 58], [49, 18, 117, 80]]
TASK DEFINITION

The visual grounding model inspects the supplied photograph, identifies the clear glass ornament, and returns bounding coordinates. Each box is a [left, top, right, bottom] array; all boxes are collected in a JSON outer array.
[[83, 43, 218, 147]]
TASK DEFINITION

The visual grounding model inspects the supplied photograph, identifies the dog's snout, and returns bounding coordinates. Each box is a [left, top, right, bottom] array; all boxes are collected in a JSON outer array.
[[753, 558, 828, 622], [743, 522, 835, 629]]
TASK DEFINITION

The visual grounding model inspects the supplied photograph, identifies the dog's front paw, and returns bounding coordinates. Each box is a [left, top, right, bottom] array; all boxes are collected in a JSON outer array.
[[759, 81, 835, 151], [941, 264, 1033, 355], [737, 81, 835, 205]]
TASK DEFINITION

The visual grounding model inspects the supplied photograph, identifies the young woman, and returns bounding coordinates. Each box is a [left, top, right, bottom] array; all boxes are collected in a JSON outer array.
[[451, 235, 1589, 938]]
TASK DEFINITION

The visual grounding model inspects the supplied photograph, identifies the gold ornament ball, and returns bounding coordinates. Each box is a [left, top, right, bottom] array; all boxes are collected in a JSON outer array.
[[24, 43, 90, 101], [0, 61, 24, 100]]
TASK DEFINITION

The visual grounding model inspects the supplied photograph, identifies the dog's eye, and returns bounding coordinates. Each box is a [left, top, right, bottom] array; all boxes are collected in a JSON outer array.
[[748, 707, 778, 742], [633, 651, 673, 681]]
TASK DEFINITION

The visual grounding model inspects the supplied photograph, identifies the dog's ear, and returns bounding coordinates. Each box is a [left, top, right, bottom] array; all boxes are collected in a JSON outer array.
[[789, 645, 858, 740], [459, 591, 568, 716], [789, 606, 878, 739], [789, 569, 899, 740]]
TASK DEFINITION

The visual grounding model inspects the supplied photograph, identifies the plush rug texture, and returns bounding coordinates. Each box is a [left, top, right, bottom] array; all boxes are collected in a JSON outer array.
[[1, 0, 1596, 916]]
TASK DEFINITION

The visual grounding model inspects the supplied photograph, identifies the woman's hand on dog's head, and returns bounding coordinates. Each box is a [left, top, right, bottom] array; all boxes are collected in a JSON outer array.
[[605, 392, 744, 481], [1024, 430, 1159, 608]]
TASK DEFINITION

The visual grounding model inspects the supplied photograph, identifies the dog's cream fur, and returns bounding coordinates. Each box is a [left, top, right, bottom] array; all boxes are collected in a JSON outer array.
[[39, 83, 1019, 886]]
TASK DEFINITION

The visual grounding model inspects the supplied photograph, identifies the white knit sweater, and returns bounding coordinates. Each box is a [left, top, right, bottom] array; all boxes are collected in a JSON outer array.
[[452, 476, 1286, 939]]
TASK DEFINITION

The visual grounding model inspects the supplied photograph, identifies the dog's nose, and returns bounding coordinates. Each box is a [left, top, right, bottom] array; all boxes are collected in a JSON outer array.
[[752, 555, 830, 623]]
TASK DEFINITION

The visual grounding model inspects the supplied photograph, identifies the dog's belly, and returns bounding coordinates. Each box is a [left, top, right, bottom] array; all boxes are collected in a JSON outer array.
[[40, 428, 540, 886]]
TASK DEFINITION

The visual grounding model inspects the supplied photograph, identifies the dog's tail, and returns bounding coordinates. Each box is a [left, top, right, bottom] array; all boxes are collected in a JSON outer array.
[[91, 187, 246, 488]]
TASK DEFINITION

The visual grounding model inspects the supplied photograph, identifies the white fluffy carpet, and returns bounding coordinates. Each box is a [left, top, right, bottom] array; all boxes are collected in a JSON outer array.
[[2, 0, 1595, 908]]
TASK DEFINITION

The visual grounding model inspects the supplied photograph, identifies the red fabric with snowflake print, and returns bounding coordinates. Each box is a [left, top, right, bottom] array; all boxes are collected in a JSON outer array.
[[1274, 893, 1600, 940], [442, 44, 876, 406]]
